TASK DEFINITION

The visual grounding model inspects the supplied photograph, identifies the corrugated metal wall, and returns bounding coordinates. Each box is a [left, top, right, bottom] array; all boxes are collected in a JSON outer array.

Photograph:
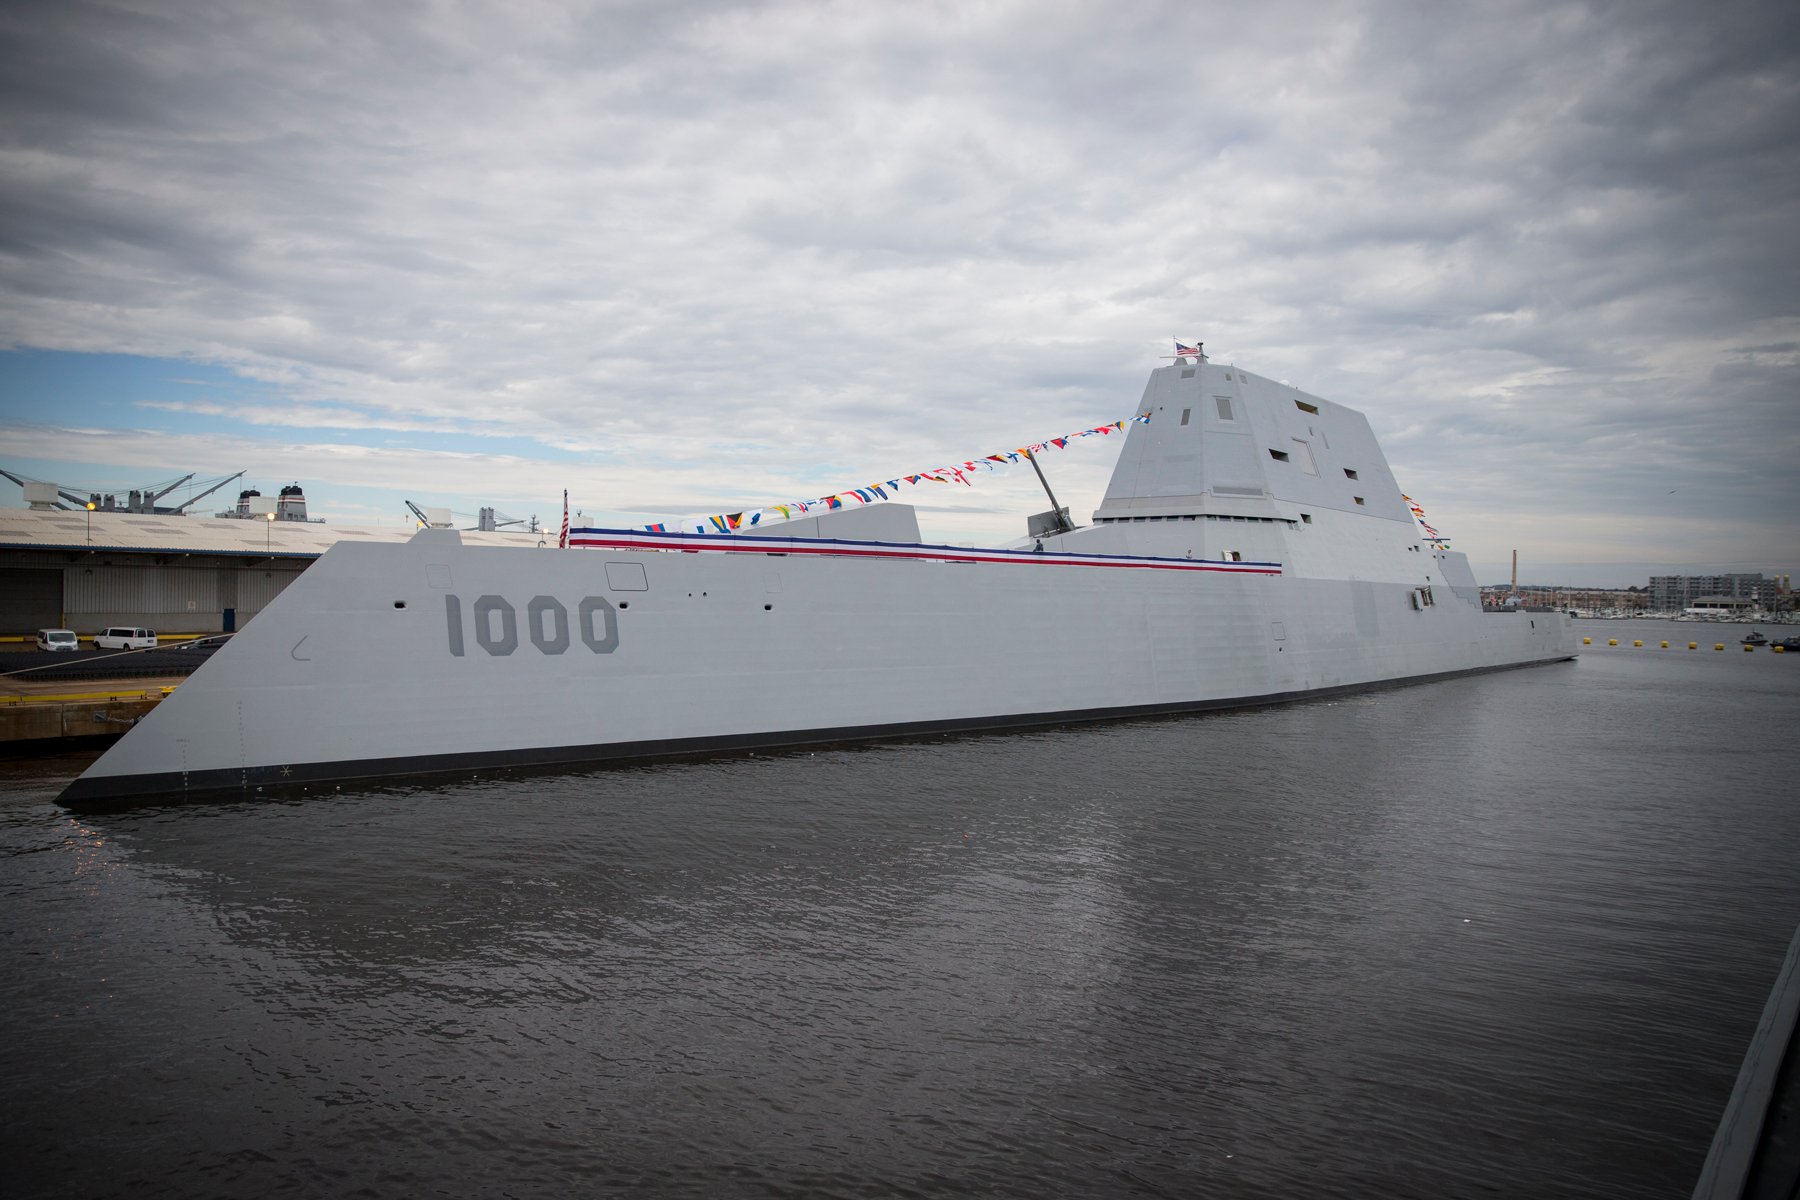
[[67, 564, 221, 616], [1, 550, 311, 633], [232, 568, 299, 613], [0, 566, 62, 631]]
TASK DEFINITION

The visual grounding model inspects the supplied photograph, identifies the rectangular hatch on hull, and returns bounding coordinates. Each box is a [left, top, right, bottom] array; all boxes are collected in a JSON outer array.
[[605, 562, 649, 591]]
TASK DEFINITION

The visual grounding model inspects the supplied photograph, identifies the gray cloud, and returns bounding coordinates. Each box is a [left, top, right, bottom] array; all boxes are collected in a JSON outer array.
[[1, 0, 1796, 584]]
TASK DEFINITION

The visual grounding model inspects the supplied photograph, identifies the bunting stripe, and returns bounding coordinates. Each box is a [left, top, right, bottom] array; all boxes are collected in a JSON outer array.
[[640, 412, 1152, 534], [569, 527, 1282, 574]]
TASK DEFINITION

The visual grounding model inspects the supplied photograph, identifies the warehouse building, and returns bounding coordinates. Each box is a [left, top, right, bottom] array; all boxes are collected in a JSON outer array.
[[0, 508, 546, 636]]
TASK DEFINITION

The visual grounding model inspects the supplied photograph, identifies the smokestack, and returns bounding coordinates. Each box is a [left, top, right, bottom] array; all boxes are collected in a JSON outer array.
[[277, 483, 308, 521], [1512, 550, 1518, 597]]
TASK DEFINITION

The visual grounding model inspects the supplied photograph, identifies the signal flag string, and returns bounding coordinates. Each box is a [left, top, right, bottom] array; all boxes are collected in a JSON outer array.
[[611, 412, 1153, 536]]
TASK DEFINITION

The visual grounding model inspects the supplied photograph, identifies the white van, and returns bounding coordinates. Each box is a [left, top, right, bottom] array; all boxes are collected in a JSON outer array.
[[95, 627, 158, 650], [36, 628, 79, 652]]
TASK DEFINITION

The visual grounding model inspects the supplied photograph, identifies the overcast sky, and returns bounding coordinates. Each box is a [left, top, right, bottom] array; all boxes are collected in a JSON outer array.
[[1, 0, 1796, 586]]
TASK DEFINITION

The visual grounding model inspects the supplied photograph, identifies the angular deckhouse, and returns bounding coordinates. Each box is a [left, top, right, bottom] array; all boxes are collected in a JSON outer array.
[[60, 359, 1574, 806], [1080, 361, 1465, 592]]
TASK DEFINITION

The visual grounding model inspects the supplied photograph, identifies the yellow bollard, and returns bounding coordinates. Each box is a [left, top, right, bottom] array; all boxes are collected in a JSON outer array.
[[1716, 644, 1725, 651], [1744, 643, 1755, 652], [1776, 645, 1786, 653], [1608, 638, 1618, 646], [1660, 641, 1669, 648], [1633, 640, 1643, 647], [1688, 643, 1697, 650], [1582, 637, 1591, 645]]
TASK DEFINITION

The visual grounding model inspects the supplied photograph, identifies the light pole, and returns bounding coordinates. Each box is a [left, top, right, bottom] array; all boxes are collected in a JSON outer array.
[[86, 500, 95, 544], [266, 509, 275, 553]]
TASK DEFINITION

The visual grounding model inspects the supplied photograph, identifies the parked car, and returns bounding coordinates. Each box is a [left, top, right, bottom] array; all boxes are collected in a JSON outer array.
[[94, 627, 158, 650], [35, 628, 79, 652]]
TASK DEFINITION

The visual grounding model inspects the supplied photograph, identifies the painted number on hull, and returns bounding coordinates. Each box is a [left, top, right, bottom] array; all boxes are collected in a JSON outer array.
[[444, 594, 619, 657]]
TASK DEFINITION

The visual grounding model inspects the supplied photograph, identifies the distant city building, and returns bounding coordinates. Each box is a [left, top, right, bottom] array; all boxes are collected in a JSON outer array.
[[1648, 573, 1781, 612], [1472, 574, 1792, 615], [1478, 585, 1649, 612], [1685, 595, 1755, 613]]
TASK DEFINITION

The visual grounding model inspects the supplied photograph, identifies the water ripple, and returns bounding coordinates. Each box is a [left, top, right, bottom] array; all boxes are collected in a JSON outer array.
[[2, 622, 1797, 1197]]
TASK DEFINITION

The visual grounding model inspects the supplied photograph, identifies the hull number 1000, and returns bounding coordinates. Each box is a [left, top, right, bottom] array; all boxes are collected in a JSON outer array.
[[444, 594, 619, 657]]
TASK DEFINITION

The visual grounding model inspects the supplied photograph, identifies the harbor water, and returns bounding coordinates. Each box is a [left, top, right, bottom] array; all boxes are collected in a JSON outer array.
[[2, 617, 1797, 1198]]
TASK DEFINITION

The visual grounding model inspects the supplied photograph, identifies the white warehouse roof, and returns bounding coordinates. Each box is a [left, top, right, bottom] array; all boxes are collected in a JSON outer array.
[[0, 508, 551, 557]]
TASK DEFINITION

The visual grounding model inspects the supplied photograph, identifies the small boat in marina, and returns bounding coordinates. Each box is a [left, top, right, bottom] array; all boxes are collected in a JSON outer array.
[[1741, 631, 1769, 646]]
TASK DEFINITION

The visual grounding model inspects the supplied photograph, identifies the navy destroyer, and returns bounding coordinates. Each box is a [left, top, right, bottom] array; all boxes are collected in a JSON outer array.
[[58, 356, 1576, 805]]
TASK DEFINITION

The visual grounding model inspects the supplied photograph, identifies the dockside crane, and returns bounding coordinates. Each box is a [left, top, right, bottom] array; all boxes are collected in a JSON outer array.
[[407, 502, 539, 533], [0, 467, 94, 510], [167, 471, 245, 513], [1, 467, 248, 514]]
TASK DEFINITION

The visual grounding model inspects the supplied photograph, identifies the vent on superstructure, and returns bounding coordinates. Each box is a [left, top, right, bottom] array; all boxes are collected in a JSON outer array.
[[1344, 468, 1359, 480], [1214, 396, 1234, 421], [1353, 496, 1365, 506], [1213, 485, 1265, 497], [1180, 408, 1191, 426], [1296, 399, 1320, 414], [1180, 369, 1195, 379], [1269, 449, 1289, 462]]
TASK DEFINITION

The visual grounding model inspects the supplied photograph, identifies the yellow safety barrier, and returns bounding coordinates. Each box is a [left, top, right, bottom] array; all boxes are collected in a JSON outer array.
[[1660, 641, 1668, 648], [1744, 644, 1755, 652], [1633, 640, 1643, 647], [1777, 646, 1787, 653], [1716, 644, 1725, 651], [1688, 643, 1697, 650], [1582, 637, 1591, 645], [0, 686, 176, 707], [1608, 638, 1618, 646]]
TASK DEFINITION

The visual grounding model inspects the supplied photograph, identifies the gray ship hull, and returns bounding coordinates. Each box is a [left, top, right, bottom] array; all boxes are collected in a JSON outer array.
[[59, 358, 1578, 806], [60, 528, 1572, 806]]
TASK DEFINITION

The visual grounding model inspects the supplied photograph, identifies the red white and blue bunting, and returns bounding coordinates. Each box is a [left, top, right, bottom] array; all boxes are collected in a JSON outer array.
[[567, 527, 1282, 574], [633, 413, 1152, 535]]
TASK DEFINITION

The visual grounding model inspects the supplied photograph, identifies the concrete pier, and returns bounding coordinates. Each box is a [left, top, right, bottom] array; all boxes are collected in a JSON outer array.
[[0, 674, 182, 748]]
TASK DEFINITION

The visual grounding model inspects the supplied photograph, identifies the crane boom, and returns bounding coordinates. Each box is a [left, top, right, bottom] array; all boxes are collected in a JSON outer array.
[[149, 473, 195, 502], [169, 470, 246, 513]]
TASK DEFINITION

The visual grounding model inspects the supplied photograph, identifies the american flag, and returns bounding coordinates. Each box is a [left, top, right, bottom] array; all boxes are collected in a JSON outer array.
[[558, 489, 569, 549], [1175, 341, 1201, 358]]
